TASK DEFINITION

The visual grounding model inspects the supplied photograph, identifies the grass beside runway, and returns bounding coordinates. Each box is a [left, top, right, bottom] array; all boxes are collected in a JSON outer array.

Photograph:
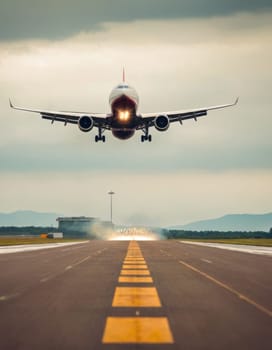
[[180, 238, 272, 247], [0, 237, 86, 246]]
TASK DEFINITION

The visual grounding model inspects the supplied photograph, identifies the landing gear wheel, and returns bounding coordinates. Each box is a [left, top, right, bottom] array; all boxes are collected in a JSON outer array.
[[141, 134, 152, 142], [95, 134, 105, 142]]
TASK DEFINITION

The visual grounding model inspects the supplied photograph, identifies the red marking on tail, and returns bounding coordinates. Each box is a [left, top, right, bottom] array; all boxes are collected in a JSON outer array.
[[123, 67, 125, 82]]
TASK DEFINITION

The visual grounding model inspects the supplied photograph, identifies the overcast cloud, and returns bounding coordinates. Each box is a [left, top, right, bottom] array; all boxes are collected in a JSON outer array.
[[0, 5, 271, 226], [1, 1, 271, 41]]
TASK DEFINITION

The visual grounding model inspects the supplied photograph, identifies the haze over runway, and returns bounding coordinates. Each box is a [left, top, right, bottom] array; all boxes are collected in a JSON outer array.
[[0, 1, 272, 226], [0, 239, 271, 349]]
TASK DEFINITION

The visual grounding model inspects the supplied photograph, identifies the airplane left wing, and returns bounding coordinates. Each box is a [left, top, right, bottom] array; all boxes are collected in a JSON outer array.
[[138, 98, 239, 129], [9, 99, 111, 129]]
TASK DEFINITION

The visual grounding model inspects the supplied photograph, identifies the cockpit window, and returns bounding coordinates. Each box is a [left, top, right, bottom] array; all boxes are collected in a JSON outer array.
[[117, 84, 129, 88]]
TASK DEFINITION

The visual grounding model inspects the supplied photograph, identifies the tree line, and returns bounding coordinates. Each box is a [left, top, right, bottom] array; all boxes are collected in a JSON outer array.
[[162, 229, 272, 239], [1, 226, 272, 239], [0, 226, 56, 236]]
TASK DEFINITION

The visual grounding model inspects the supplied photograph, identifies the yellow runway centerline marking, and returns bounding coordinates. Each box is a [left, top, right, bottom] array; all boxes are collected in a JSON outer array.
[[118, 276, 153, 283], [102, 317, 174, 344], [121, 269, 150, 275], [101, 241, 175, 345], [123, 261, 146, 264], [122, 264, 148, 269], [112, 287, 161, 307], [126, 256, 143, 258]]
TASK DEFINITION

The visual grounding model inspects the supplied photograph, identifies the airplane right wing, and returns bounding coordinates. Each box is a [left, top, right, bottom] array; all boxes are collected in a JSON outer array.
[[138, 98, 239, 129]]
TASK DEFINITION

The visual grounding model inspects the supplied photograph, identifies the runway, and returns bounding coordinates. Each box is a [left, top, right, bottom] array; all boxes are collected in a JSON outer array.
[[0, 239, 271, 349]]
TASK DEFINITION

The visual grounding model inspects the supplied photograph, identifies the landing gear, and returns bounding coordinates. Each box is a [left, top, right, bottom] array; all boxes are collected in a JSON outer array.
[[141, 128, 152, 142], [95, 128, 106, 142], [95, 135, 105, 142], [141, 135, 152, 142]]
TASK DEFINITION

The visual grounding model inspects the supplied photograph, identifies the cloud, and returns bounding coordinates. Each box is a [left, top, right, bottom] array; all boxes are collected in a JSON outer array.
[[0, 12, 271, 224], [0, 1, 271, 41], [0, 14, 271, 172]]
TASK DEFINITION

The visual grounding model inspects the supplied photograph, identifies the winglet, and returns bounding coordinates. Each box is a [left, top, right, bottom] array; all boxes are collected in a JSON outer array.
[[122, 67, 125, 82], [234, 97, 239, 105], [9, 98, 14, 108]]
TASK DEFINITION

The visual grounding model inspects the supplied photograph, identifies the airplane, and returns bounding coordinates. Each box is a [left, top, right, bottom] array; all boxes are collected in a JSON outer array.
[[10, 70, 238, 143]]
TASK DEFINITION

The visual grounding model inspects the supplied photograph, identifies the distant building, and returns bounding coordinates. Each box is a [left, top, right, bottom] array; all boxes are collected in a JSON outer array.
[[47, 232, 63, 239], [56, 217, 99, 237]]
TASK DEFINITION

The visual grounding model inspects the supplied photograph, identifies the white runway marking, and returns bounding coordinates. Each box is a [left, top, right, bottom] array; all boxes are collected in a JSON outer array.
[[0, 241, 89, 254], [201, 258, 212, 264], [179, 260, 272, 318], [0, 293, 21, 301], [40, 276, 51, 283], [180, 241, 272, 256]]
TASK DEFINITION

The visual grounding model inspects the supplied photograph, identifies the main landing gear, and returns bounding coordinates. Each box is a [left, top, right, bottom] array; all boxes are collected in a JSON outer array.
[[95, 128, 106, 142], [141, 128, 152, 142], [141, 134, 152, 142]]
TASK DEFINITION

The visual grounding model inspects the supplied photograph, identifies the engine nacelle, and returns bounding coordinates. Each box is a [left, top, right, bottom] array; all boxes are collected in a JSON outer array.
[[78, 116, 94, 132], [154, 114, 170, 131]]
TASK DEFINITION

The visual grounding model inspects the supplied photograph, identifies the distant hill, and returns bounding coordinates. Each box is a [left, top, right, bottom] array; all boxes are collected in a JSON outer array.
[[0, 210, 61, 227], [170, 213, 272, 232]]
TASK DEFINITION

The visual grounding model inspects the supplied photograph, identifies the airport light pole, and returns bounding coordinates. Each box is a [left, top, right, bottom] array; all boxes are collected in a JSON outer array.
[[108, 191, 115, 224]]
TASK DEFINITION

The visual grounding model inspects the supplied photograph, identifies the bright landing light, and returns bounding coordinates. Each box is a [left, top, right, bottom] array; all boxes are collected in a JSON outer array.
[[108, 228, 159, 241], [118, 110, 130, 122]]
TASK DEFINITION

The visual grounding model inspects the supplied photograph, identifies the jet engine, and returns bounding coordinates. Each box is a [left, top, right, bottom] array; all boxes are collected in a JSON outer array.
[[78, 116, 94, 132], [154, 115, 170, 131]]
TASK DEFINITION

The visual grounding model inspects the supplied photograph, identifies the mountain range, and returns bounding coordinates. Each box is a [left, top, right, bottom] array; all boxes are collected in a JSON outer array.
[[0, 211, 60, 227], [0, 211, 271, 232], [170, 213, 272, 232]]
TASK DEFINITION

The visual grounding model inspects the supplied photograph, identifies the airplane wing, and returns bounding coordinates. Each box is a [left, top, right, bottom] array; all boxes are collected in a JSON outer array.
[[9, 99, 112, 129], [137, 98, 239, 129]]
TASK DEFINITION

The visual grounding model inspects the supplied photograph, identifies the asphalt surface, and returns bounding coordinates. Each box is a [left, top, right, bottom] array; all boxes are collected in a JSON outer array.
[[0, 239, 271, 350]]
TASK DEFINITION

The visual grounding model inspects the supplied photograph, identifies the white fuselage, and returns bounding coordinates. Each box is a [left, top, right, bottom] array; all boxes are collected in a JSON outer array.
[[108, 83, 140, 139], [109, 83, 139, 110]]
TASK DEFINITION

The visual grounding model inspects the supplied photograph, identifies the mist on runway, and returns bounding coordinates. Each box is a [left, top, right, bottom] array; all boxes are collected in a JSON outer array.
[[80, 222, 161, 241], [108, 227, 160, 241]]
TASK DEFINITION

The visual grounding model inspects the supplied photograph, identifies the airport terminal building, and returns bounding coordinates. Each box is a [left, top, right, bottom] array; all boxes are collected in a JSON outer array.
[[57, 217, 114, 238]]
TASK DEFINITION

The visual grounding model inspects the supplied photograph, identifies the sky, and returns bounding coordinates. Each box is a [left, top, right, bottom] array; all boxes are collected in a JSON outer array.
[[0, 1, 271, 227]]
